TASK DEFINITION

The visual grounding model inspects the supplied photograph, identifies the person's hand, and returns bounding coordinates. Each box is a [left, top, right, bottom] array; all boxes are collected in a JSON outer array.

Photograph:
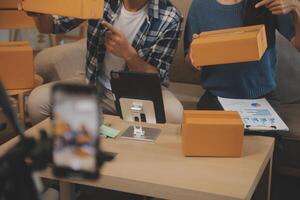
[[255, 0, 300, 15], [186, 34, 201, 69], [101, 21, 137, 61]]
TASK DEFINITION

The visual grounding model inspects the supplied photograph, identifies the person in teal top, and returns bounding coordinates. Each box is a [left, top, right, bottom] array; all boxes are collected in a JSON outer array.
[[184, 0, 300, 110], [184, 2, 300, 198]]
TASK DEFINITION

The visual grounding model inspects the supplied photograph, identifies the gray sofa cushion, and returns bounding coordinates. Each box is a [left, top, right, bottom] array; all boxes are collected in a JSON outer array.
[[276, 33, 300, 104]]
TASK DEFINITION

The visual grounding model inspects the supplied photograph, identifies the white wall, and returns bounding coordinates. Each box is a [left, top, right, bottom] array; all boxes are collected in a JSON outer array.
[[0, 27, 84, 49], [0, 28, 51, 49]]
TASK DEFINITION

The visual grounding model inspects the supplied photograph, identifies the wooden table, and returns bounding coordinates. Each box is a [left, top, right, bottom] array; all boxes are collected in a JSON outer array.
[[0, 115, 274, 200]]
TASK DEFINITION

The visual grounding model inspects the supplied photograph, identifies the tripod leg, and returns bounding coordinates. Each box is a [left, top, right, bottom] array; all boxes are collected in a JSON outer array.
[[59, 181, 75, 200]]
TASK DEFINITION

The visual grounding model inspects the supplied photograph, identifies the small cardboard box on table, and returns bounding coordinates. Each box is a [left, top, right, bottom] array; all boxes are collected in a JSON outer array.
[[181, 110, 244, 157]]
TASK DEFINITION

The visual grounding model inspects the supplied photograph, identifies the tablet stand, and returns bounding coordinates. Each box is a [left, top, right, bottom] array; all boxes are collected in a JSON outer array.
[[121, 100, 160, 142], [131, 102, 145, 137]]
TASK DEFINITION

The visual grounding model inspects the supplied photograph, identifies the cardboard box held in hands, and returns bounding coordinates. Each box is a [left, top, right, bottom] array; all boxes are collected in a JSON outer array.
[[22, 0, 104, 19], [0, 10, 35, 29], [181, 110, 244, 157], [0, 41, 34, 90], [190, 25, 267, 68]]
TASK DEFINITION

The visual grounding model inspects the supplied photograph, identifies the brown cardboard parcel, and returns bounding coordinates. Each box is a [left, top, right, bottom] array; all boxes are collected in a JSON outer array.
[[190, 25, 267, 68], [0, 41, 34, 90], [22, 0, 104, 19]]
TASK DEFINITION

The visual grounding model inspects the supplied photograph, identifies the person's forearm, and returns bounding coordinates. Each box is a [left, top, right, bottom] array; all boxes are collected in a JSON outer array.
[[32, 14, 54, 34], [101, 21, 162, 74], [125, 50, 158, 74], [185, 54, 191, 65]]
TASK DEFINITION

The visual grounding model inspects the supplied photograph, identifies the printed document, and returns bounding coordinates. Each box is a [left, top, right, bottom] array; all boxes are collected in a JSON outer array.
[[218, 97, 289, 132]]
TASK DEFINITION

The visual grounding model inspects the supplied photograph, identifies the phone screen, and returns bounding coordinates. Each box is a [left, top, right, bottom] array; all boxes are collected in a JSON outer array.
[[51, 84, 100, 177]]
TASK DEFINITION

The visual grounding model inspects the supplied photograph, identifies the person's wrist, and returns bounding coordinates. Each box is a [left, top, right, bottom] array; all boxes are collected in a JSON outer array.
[[292, 0, 300, 18], [293, 0, 300, 11], [124, 46, 138, 62]]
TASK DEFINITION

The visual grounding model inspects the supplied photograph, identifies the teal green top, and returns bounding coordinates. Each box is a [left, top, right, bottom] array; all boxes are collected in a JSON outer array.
[[184, 0, 295, 98]]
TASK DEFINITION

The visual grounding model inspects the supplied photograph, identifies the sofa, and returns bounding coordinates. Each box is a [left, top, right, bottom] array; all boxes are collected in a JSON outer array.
[[275, 34, 300, 176]]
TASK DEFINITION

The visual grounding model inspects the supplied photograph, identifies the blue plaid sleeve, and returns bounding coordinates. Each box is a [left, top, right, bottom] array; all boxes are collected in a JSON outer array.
[[53, 17, 85, 34], [146, 19, 182, 84]]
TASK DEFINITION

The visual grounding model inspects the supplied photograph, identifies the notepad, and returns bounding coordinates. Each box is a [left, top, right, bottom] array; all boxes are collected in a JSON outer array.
[[99, 125, 120, 138]]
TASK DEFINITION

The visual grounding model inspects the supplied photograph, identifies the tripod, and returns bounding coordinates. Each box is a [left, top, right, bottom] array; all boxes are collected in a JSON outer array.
[[0, 82, 113, 200]]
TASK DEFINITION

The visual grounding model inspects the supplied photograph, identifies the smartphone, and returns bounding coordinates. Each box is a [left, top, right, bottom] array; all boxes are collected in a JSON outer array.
[[51, 83, 101, 179]]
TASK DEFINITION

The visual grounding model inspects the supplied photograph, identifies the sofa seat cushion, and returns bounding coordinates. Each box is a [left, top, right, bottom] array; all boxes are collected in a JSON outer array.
[[281, 104, 300, 140], [168, 82, 204, 109], [276, 33, 300, 104]]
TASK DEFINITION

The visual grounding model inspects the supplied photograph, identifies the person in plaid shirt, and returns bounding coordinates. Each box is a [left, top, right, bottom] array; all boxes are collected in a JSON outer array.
[[27, 0, 184, 124]]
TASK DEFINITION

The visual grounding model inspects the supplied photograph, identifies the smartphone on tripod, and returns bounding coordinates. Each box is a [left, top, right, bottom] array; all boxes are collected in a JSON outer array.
[[51, 83, 101, 179]]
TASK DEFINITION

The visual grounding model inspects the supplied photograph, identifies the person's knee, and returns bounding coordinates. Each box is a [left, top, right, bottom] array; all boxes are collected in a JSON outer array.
[[34, 48, 60, 83], [35, 39, 87, 83], [165, 101, 183, 124], [28, 78, 85, 124], [162, 89, 184, 124], [28, 84, 52, 124]]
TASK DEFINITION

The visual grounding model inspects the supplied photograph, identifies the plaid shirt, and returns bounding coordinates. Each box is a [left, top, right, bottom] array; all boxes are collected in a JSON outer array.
[[53, 0, 182, 85]]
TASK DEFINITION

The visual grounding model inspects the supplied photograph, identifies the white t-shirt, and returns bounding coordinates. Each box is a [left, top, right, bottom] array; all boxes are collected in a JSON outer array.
[[99, 3, 148, 90]]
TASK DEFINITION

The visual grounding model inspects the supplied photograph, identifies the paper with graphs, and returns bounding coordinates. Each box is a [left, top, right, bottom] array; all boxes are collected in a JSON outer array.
[[218, 97, 289, 132]]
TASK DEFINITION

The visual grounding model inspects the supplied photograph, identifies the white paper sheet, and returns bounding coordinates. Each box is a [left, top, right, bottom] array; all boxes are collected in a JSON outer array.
[[218, 97, 289, 132]]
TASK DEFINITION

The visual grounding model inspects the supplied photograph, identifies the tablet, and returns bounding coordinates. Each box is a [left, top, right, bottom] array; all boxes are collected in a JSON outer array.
[[110, 71, 166, 124]]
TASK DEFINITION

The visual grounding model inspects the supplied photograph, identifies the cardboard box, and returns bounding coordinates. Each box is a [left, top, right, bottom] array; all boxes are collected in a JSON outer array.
[[0, 41, 34, 90], [0, 0, 20, 9], [22, 0, 104, 19], [0, 10, 35, 29], [181, 110, 244, 157], [190, 25, 267, 68]]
